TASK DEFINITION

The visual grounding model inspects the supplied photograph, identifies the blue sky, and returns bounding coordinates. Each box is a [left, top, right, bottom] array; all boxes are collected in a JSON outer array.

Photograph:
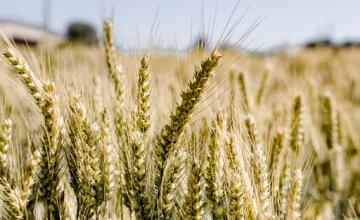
[[0, 0, 359, 51]]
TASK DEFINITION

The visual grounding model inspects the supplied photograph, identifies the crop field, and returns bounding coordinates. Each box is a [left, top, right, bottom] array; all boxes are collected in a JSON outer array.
[[0, 20, 359, 219]]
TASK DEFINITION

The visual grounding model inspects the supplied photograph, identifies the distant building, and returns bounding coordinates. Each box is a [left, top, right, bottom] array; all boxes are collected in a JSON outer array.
[[0, 20, 65, 47]]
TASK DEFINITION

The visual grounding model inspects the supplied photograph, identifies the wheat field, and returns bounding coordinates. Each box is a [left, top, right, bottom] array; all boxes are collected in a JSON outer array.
[[0, 20, 358, 219]]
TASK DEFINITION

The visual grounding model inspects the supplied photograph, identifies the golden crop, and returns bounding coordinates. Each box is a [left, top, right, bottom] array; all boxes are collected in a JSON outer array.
[[0, 20, 358, 219]]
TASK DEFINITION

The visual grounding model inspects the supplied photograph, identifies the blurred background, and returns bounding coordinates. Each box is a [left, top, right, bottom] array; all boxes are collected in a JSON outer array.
[[0, 0, 359, 51]]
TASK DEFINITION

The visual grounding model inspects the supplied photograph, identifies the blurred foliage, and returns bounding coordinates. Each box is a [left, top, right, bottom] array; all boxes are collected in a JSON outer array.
[[66, 22, 99, 45]]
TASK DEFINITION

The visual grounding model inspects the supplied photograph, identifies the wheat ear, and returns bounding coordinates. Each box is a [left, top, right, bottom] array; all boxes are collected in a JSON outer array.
[[238, 72, 250, 113], [103, 22, 132, 214], [228, 71, 236, 129], [0, 177, 25, 220], [225, 130, 239, 172], [286, 169, 303, 219], [103, 19, 128, 149], [183, 159, 205, 220], [255, 69, 269, 105], [3, 48, 63, 219], [37, 82, 63, 219], [0, 119, 12, 177], [20, 149, 40, 205], [269, 129, 285, 175], [227, 173, 246, 219], [160, 149, 185, 218], [99, 109, 114, 208], [205, 113, 224, 218], [289, 95, 304, 156], [321, 94, 337, 150], [67, 98, 103, 219], [278, 157, 292, 219], [245, 115, 272, 218], [103, 19, 124, 104], [3, 49, 43, 105], [154, 50, 221, 208], [129, 131, 152, 219], [136, 56, 151, 135], [224, 131, 250, 219]]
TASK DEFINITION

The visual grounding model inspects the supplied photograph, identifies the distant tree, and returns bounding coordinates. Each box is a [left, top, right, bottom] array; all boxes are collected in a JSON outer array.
[[304, 38, 333, 49], [66, 22, 99, 45], [341, 41, 360, 48], [191, 36, 209, 50]]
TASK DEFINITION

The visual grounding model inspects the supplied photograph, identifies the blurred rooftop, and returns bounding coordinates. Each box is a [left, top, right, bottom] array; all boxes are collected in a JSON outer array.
[[0, 19, 64, 47]]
